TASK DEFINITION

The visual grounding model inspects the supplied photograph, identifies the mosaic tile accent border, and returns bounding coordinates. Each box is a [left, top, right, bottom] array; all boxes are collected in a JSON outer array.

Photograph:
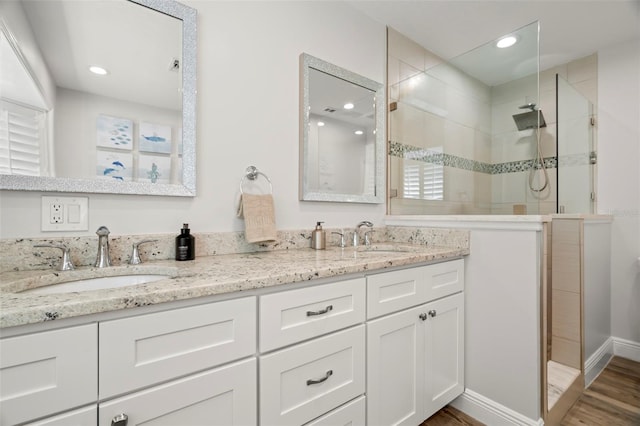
[[390, 141, 559, 175]]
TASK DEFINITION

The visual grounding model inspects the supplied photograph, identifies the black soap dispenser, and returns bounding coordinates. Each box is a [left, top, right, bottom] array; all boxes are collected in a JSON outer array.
[[175, 223, 195, 261]]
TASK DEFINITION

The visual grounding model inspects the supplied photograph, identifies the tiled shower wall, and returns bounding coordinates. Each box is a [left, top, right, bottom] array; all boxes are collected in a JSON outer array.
[[388, 27, 597, 215]]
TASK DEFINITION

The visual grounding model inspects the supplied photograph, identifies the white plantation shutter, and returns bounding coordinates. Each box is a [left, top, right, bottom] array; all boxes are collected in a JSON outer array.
[[0, 101, 44, 176], [402, 147, 444, 200], [403, 164, 421, 199]]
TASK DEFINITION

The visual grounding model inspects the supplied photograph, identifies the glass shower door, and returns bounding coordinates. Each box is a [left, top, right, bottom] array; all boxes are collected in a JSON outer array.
[[556, 74, 595, 214]]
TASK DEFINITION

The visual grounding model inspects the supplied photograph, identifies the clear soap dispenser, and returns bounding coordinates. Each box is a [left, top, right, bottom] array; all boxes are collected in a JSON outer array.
[[311, 221, 326, 250]]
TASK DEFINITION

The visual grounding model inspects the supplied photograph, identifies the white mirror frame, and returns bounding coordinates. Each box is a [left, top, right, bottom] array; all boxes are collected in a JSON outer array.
[[0, 0, 197, 197], [299, 53, 386, 204]]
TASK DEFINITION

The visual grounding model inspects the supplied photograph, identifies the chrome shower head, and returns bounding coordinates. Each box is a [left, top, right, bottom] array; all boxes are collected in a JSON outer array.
[[513, 108, 547, 131]]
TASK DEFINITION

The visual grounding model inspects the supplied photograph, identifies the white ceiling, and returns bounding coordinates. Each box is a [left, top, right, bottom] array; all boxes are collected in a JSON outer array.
[[348, 0, 640, 79], [19, 0, 182, 110]]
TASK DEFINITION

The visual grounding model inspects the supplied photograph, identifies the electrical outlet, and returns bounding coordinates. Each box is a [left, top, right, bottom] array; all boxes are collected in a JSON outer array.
[[42, 196, 89, 231], [50, 203, 63, 223]]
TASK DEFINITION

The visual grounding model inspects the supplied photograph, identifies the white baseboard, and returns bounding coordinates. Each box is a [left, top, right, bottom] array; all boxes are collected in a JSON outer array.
[[584, 337, 614, 387], [451, 389, 544, 426], [613, 336, 640, 362]]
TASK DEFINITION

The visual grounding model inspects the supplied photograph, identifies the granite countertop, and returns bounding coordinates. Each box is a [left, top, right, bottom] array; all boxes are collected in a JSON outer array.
[[0, 243, 468, 329]]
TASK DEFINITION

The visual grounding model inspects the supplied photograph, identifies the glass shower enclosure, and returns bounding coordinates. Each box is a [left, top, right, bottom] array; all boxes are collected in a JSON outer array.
[[388, 22, 596, 215], [556, 75, 595, 214]]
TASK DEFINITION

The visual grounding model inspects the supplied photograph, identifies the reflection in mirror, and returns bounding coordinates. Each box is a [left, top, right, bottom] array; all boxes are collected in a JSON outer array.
[[300, 53, 385, 203], [0, 0, 196, 196]]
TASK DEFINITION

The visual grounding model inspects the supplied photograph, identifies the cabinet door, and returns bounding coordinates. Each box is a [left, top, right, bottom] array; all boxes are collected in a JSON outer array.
[[99, 296, 255, 398], [0, 324, 97, 425], [366, 306, 425, 426], [422, 292, 464, 419], [99, 358, 257, 426]]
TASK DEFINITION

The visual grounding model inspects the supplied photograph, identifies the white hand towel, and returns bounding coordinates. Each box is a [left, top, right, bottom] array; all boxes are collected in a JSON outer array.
[[237, 193, 277, 243]]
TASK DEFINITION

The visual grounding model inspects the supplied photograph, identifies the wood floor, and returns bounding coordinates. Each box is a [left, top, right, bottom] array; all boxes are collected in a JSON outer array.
[[560, 356, 640, 425], [419, 405, 483, 426], [420, 356, 640, 426]]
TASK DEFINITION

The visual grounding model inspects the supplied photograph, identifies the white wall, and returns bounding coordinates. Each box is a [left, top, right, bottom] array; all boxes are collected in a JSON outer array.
[[455, 227, 542, 424], [0, 1, 387, 238], [597, 38, 640, 348]]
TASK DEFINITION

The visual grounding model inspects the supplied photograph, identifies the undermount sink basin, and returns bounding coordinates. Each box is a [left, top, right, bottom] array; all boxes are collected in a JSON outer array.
[[21, 274, 170, 295]]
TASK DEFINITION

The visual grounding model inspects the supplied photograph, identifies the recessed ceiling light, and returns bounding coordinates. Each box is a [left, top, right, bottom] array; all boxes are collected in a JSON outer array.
[[317, 121, 325, 127], [496, 36, 518, 49], [89, 65, 109, 75], [354, 130, 364, 135], [343, 103, 354, 110]]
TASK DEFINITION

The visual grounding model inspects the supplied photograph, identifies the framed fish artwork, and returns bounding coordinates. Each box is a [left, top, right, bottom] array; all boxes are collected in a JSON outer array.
[[139, 122, 172, 154], [96, 150, 133, 181], [96, 115, 133, 150], [138, 154, 171, 184]]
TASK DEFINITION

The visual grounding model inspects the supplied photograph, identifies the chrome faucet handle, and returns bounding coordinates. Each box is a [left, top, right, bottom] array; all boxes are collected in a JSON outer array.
[[364, 229, 376, 246], [129, 240, 157, 265], [34, 244, 75, 271], [331, 231, 346, 248]]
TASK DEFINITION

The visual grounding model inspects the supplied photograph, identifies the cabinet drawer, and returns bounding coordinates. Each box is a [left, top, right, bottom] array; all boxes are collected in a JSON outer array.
[[260, 325, 365, 426], [25, 405, 97, 426], [304, 396, 365, 426], [99, 296, 256, 398], [423, 258, 464, 304], [367, 267, 423, 319], [367, 259, 464, 318], [0, 324, 97, 425], [99, 358, 257, 426], [259, 277, 365, 352]]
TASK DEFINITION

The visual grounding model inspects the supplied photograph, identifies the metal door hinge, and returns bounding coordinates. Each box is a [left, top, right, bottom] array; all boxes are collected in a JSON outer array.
[[590, 151, 597, 164]]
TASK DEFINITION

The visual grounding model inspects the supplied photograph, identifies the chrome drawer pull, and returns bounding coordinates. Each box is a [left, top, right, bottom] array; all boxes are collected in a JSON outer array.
[[306, 305, 333, 316], [111, 413, 128, 426], [428, 310, 437, 318], [306, 369, 333, 385]]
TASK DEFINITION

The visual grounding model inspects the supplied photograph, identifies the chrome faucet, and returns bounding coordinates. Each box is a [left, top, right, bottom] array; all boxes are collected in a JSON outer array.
[[95, 226, 112, 268], [34, 244, 75, 271], [353, 221, 373, 247]]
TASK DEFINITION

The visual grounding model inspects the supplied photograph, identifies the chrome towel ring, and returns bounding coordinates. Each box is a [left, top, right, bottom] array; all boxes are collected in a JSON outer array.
[[240, 166, 273, 194]]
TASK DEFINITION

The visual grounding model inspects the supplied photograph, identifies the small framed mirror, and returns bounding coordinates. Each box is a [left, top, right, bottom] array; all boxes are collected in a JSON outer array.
[[299, 53, 385, 203]]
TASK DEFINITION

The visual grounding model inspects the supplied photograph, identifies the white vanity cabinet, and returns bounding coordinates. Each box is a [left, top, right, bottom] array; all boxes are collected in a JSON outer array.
[[0, 324, 97, 425], [366, 260, 465, 425], [1, 256, 466, 426]]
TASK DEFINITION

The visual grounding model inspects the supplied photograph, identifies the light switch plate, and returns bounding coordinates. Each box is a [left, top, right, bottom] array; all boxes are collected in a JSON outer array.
[[41, 196, 89, 231]]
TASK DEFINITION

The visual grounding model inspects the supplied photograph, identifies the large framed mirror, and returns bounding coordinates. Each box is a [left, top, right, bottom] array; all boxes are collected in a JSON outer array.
[[299, 53, 385, 203], [0, 0, 197, 196]]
